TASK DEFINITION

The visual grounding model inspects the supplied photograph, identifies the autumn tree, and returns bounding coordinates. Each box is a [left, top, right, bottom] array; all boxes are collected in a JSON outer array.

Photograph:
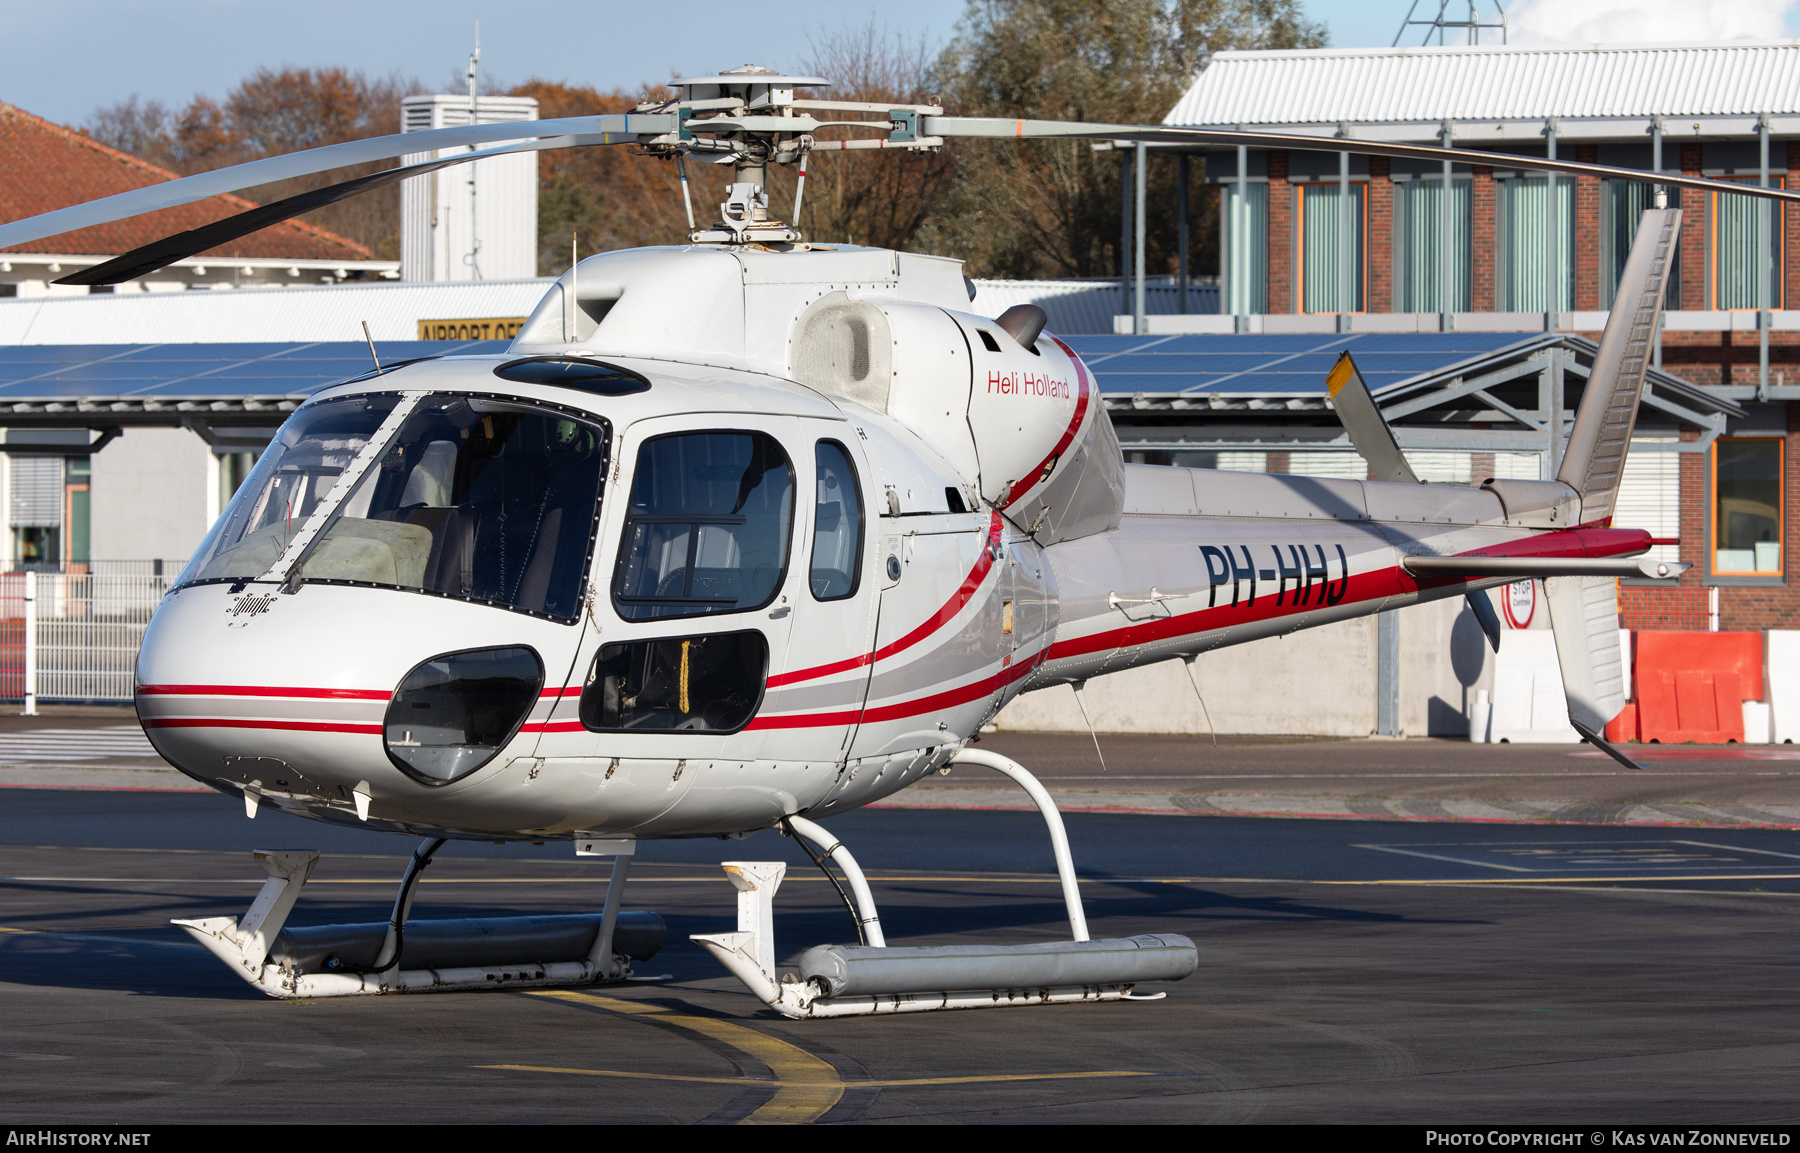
[[781, 26, 956, 250], [924, 0, 1327, 278], [506, 80, 698, 275], [87, 69, 424, 259]]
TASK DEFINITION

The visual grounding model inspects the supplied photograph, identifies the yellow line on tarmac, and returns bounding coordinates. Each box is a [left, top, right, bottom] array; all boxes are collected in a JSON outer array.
[[529, 990, 843, 1125], [484, 1063, 1155, 1089]]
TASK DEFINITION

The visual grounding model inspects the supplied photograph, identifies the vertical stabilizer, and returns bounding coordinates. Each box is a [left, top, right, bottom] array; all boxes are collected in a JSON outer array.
[[1556, 208, 1681, 525], [1545, 574, 1639, 768]]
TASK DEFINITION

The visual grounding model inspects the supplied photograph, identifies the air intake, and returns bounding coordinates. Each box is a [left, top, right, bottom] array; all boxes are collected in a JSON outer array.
[[789, 292, 893, 412]]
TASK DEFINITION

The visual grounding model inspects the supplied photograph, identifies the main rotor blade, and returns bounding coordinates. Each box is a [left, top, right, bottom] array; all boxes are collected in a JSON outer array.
[[0, 114, 674, 251], [56, 134, 606, 285], [923, 117, 1800, 206]]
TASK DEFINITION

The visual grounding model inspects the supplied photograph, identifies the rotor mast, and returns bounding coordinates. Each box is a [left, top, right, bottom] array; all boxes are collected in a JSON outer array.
[[642, 66, 944, 246]]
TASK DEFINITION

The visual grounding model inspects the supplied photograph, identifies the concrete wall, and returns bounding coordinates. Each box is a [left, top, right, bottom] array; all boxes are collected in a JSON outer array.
[[90, 428, 210, 564], [996, 594, 1497, 737]]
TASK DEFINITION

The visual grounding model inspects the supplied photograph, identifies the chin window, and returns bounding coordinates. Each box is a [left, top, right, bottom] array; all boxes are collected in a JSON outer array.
[[384, 646, 544, 784]]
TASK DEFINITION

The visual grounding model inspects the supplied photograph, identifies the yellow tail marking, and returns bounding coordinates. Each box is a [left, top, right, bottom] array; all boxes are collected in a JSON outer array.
[[1325, 351, 1356, 398]]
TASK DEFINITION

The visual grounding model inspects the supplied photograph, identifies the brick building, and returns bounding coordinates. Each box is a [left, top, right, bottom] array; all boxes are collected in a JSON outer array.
[[1144, 41, 1799, 634]]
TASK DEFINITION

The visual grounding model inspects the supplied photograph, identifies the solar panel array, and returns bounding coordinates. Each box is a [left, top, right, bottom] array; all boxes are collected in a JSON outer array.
[[1058, 332, 1538, 397], [0, 333, 1537, 404], [0, 341, 508, 401]]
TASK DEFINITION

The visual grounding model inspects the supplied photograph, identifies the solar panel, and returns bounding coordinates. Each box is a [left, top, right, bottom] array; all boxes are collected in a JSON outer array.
[[0, 331, 1618, 407], [1061, 332, 1536, 396], [0, 341, 509, 400]]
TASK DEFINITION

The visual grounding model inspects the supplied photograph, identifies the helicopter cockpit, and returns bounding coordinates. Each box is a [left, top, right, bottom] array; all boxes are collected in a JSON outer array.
[[180, 384, 609, 621]]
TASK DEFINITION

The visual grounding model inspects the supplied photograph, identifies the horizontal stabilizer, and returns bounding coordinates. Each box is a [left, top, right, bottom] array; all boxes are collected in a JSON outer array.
[[1405, 556, 1686, 580]]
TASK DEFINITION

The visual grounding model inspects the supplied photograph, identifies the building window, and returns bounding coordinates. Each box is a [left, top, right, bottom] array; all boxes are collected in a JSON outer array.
[[1711, 179, 1785, 310], [1712, 438, 1783, 576], [64, 456, 89, 569], [1498, 176, 1575, 312], [1393, 177, 1471, 312], [1298, 181, 1365, 313], [1603, 181, 1681, 309], [0, 284, 16, 298], [10, 455, 64, 568], [1222, 181, 1268, 314]]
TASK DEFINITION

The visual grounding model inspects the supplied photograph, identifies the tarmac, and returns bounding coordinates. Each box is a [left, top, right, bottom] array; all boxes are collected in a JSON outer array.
[[11, 707, 1800, 828], [3, 711, 1800, 1123]]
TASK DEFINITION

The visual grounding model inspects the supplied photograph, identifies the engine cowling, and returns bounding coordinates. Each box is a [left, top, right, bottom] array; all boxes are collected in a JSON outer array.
[[788, 294, 1122, 543]]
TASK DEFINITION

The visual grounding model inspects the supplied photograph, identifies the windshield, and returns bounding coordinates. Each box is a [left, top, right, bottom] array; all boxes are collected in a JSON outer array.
[[177, 394, 401, 587], [294, 395, 608, 620]]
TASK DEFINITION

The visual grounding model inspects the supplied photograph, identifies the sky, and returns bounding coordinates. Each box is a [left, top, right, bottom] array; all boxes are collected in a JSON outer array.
[[2, 0, 1798, 129]]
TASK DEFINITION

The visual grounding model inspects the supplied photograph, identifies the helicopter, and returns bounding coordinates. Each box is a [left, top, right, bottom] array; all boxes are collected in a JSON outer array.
[[4, 66, 1795, 1019]]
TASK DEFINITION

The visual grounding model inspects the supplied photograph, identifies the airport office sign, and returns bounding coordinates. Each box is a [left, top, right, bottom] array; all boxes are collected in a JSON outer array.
[[417, 317, 526, 341]]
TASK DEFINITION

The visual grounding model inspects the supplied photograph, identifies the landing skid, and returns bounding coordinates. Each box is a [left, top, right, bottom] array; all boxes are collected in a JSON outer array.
[[173, 839, 661, 999], [691, 750, 1197, 1018]]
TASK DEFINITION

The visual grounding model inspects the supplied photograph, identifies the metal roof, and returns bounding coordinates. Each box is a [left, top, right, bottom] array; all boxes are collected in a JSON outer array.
[[0, 280, 553, 345], [1166, 42, 1800, 139], [0, 275, 1176, 344], [975, 279, 1218, 335]]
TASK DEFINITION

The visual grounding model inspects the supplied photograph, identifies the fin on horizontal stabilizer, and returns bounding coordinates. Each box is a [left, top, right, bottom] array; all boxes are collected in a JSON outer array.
[[1556, 208, 1682, 526], [1325, 351, 1417, 485]]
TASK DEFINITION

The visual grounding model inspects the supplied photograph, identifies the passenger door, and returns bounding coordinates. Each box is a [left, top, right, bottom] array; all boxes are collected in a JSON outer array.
[[529, 413, 808, 770]]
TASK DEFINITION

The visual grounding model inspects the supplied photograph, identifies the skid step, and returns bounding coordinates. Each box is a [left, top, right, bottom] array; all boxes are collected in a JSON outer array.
[[691, 857, 1196, 1019], [174, 844, 657, 999]]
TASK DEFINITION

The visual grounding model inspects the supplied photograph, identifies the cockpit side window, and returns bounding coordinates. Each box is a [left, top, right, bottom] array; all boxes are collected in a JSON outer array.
[[809, 440, 862, 601], [612, 431, 795, 621]]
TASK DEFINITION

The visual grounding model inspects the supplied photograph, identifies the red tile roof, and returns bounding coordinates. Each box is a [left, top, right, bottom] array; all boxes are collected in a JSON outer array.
[[0, 101, 374, 262]]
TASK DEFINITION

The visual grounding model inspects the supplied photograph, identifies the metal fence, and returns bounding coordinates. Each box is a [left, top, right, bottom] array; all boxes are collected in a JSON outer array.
[[0, 561, 182, 706]]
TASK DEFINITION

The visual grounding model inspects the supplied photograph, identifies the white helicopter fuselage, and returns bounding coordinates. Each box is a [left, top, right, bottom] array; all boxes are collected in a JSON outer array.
[[133, 244, 1648, 841]]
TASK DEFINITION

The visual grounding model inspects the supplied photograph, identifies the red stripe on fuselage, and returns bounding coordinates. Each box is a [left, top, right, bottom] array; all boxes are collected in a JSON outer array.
[[140, 718, 384, 735], [522, 720, 586, 733], [764, 512, 1005, 689], [1043, 525, 1652, 665], [1001, 337, 1090, 512], [748, 659, 1038, 731], [136, 684, 391, 700]]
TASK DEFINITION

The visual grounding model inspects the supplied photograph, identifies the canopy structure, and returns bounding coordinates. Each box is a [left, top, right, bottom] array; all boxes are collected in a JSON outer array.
[[1061, 331, 1743, 468], [0, 333, 1742, 469]]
